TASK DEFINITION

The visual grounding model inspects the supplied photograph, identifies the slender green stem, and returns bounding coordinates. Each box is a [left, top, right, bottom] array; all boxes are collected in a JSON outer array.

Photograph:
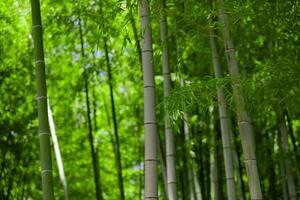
[[79, 17, 102, 200], [103, 37, 125, 200]]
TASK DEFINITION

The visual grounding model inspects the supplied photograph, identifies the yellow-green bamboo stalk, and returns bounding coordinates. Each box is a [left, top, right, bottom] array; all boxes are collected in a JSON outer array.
[[30, 0, 54, 199]]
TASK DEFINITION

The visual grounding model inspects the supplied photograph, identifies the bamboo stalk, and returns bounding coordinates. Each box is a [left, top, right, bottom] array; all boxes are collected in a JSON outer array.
[[208, 17, 237, 200], [79, 17, 102, 200], [277, 114, 297, 200], [139, 0, 158, 199], [217, 1, 263, 198], [103, 37, 125, 200], [30, 0, 54, 199], [48, 102, 69, 200], [159, 0, 177, 199]]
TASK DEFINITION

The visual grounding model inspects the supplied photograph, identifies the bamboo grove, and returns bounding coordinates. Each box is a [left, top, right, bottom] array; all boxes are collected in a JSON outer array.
[[1, 0, 300, 199]]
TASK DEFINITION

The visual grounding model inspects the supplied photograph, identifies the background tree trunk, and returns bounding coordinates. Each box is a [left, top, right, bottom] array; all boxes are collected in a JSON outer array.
[[47, 102, 69, 200], [79, 17, 102, 200], [103, 37, 125, 200]]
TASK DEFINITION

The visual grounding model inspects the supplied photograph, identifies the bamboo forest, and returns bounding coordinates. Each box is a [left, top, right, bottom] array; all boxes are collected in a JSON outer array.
[[1, 0, 300, 199]]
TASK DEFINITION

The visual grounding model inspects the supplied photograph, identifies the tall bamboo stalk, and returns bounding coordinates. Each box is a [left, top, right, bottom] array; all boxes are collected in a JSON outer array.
[[278, 130, 289, 200], [181, 104, 202, 200], [210, 133, 221, 200], [47, 102, 69, 200], [232, 125, 246, 200], [193, 166, 202, 200], [277, 114, 297, 200], [103, 37, 125, 200], [30, 0, 54, 199], [180, 80, 196, 200], [79, 17, 102, 200], [285, 112, 300, 186], [92, 85, 104, 200], [129, 3, 167, 196], [157, 132, 168, 197], [178, 125, 188, 200], [265, 132, 276, 200], [217, 1, 263, 199], [210, 110, 222, 200], [175, 22, 200, 199], [139, 0, 158, 199], [159, 0, 177, 199], [134, 107, 144, 200], [208, 18, 237, 200]]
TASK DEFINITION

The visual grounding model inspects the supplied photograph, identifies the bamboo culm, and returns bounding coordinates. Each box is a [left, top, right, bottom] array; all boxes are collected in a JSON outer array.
[[180, 97, 202, 200], [157, 132, 168, 197], [210, 131, 221, 200], [159, 0, 177, 199], [277, 114, 297, 200], [218, 1, 263, 199], [79, 17, 102, 200], [232, 129, 246, 200], [278, 129, 289, 200], [92, 86, 104, 200], [30, 0, 55, 199], [209, 18, 237, 200], [103, 37, 125, 200], [48, 102, 69, 200], [285, 112, 300, 186], [139, 0, 158, 199]]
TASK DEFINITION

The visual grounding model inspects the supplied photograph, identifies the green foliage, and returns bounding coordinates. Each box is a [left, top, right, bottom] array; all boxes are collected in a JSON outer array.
[[162, 76, 233, 126], [1, 0, 300, 199]]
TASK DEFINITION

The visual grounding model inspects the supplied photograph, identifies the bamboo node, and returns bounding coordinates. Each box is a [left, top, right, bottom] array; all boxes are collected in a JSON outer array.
[[144, 85, 155, 89], [166, 154, 175, 157], [140, 14, 149, 18], [145, 196, 158, 198], [244, 158, 257, 162], [219, 116, 228, 119], [142, 49, 153, 53], [35, 59, 44, 64], [39, 132, 50, 136], [42, 169, 52, 173], [32, 24, 42, 29], [36, 95, 47, 100], [167, 181, 177, 184], [225, 47, 235, 53], [144, 158, 157, 162], [144, 122, 156, 125], [238, 120, 249, 124]]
